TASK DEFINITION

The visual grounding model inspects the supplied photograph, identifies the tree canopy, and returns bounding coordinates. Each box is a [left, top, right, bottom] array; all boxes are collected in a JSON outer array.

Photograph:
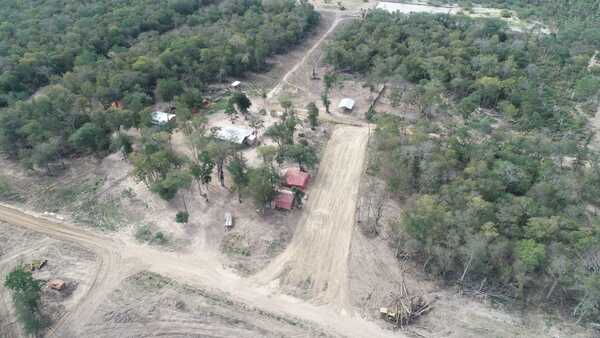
[[0, 0, 319, 170]]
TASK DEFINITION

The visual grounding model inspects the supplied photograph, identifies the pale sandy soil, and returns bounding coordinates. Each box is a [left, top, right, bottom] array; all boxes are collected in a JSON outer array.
[[0, 204, 401, 338], [254, 126, 369, 309]]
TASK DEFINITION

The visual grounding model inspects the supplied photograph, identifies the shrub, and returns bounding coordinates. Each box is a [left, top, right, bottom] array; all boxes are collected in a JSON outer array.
[[4, 266, 47, 334], [135, 225, 153, 242], [175, 211, 189, 223], [153, 231, 167, 244]]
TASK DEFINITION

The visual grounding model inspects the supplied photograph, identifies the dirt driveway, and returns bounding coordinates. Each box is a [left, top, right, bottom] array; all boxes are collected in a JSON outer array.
[[254, 126, 369, 309]]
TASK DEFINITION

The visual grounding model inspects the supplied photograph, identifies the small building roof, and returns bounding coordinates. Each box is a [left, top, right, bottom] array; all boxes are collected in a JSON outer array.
[[338, 98, 355, 110], [285, 169, 310, 190], [231, 81, 241, 87], [274, 190, 294, 210], [47, 279, 66, 290], [151, 111, 176, 125], [215, 125, 254, 144]]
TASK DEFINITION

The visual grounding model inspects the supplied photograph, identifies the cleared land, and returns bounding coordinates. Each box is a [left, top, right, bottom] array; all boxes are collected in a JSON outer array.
[[0, 203, 399, 338], [254, 126, 369, 309]]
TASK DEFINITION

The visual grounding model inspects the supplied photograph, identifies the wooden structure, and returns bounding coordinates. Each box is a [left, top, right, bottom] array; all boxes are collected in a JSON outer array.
[[274, 190, 294, 210], [284, 169, 310, 191]]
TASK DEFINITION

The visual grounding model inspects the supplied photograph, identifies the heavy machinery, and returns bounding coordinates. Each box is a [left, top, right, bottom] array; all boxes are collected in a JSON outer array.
[[24, 259, 47, 272]]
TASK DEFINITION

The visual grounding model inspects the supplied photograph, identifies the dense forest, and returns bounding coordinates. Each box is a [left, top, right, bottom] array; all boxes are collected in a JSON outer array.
[[327, 10, 600, 322], [326, 11, 598, 131], [459, 0, 600, 50], [0, 0, 319, 170]]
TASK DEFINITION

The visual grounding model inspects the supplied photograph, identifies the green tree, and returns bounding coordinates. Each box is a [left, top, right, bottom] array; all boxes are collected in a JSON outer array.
[[279, 97, 293, 115], [175, 211, 189, 223], [281, 143, 319, 171], [247, 165, 279, 208], [227, 153, 249, 203], [151, 170, 192, 207], [69, 122, 108, 153], [306, 102, 319, 129], [265, 116, 298, 147], [224, 101, 237, 122], [321, 93, 331, 114], [157, 78, 183, 101], [110, 132, 133, 159], [230, 92, 252, 114], [206, 140, 233, 187], [574, 75, 600, 102], [190, 150, 214, 201], [4, 266, 46, 334]]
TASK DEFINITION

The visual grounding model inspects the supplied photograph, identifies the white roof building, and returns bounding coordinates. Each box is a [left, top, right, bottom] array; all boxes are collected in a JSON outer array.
[[151, 111, 176, 125], [338, 98, 355, 110], [215, 125, 256, 145]]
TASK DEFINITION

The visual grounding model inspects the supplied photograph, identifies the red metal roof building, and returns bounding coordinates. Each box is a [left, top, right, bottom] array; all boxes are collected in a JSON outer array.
[[274, 190, 294, 210], [284, 169, 310, 190]]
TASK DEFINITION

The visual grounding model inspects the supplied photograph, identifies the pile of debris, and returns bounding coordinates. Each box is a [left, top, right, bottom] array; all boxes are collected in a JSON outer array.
[[380, 280, 432, 329]]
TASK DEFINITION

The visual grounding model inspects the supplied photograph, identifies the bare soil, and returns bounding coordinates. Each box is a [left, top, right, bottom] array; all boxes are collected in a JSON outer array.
[[85, 271, 328, 338], [0, 222, 96, 338], [254, 126, 369, 309]]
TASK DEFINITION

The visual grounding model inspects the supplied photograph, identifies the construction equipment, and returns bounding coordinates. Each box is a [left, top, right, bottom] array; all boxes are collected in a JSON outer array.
[[24, 259, 47, 272]]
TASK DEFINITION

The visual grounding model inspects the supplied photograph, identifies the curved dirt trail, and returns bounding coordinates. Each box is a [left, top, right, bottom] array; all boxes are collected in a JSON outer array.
[[0, 204, 400, 338], [0, 205, 125, 337], [254, 126, 369, 309]]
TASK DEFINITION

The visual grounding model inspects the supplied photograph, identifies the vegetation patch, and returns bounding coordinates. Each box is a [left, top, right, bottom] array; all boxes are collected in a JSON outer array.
[[4, 266, 48, 334], [135, 225, 168, 245], [221, 232, 251, 257], [0, 175, 20, 201], [328, 6, 600, 323]]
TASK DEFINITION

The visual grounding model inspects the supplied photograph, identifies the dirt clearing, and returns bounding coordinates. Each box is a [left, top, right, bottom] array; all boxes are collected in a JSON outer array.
[[0, 222, 98, 338], [84, 271, 327, 338], [254, 125, 369, 309]]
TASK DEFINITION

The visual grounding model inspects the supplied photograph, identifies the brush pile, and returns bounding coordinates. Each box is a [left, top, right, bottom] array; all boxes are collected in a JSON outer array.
[[380, 280, 432, 328]]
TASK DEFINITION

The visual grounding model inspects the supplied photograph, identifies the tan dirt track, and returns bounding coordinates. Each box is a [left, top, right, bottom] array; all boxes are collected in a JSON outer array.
[[253, 126, 369, 309], [267, 13, 351, 100], [0, 180, 398, 338]]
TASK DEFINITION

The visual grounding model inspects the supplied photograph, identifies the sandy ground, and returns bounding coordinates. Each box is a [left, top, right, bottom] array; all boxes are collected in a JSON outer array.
[[0, 203, 401, 338], [0, 222, 97, 338], [85, 271, 326, 338], [254, 126, 369, 309]]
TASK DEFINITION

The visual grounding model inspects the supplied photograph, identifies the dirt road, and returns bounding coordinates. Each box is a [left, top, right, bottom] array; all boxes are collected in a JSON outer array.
[[267, 14, 347, 100], [0, 203, 400, 338], [254, 126, 369, 309]]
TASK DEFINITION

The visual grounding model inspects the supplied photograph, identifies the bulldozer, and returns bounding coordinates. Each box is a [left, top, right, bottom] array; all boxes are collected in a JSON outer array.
[[24, 259, 47, 272]]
